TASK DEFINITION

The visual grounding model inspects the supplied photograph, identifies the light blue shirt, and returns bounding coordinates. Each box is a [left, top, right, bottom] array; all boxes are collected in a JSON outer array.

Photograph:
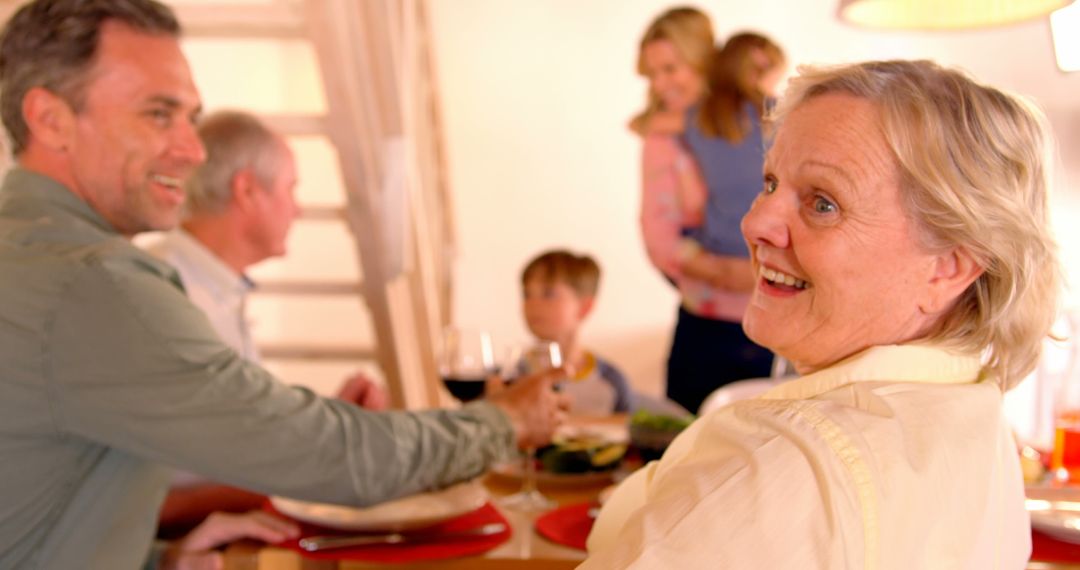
[[681, 102, 765, 258]]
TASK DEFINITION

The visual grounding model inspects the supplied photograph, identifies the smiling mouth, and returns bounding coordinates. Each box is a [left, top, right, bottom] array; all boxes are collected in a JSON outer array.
[[761, 267, 809, 290], [150, 173, 184, 190]]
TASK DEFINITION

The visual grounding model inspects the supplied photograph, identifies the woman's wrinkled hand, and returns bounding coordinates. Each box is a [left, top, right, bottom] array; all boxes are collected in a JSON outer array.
[[158, 510, 300, 570]]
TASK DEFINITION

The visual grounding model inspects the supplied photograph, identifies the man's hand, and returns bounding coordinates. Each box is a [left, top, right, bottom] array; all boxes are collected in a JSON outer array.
[[485, 368, 571, 449], [158, 510, 300, 570], [336, 372, 389, 410]]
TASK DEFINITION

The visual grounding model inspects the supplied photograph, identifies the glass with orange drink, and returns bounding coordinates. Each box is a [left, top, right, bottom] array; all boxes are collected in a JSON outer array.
[[1052, 410, 1080, 483], [1052, 348, 1080, 483]]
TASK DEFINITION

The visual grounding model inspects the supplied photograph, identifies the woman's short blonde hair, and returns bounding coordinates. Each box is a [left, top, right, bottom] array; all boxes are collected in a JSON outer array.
[[769, 60, 1060, 390], [629, 6, 714, 135]]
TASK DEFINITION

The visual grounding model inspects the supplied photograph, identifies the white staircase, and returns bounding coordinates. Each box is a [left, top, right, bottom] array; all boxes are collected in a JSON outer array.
[[0, 0, 454, 410]]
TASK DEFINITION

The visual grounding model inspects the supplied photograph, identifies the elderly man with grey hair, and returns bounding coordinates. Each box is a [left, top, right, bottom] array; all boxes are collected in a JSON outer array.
[[148, 111, 383, 402], [149, 111, 303, 364], [146, 110, 391, 533]]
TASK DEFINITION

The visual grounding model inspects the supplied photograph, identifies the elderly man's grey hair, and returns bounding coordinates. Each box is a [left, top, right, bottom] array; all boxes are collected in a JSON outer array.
[[185, 110, 286, 216]]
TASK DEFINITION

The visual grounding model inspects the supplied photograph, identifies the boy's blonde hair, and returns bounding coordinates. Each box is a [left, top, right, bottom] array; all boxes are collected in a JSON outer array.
[[521, 250, 600, 298]]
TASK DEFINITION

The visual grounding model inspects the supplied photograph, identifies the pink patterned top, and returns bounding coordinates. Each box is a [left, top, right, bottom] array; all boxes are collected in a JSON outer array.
[[639, 134, 749, 322]]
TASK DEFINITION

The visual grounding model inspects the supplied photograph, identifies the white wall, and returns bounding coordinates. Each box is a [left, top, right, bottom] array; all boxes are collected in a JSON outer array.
[[427, 0, 1080, 397]]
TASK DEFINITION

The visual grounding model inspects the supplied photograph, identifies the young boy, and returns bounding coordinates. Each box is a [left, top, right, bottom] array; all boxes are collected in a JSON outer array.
[[521, 250, 632, 415]]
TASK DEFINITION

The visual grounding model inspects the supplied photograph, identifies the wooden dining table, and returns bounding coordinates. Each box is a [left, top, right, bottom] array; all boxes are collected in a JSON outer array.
[[221, 414, 631, 570], [218, 412, 1080, 569], [221, 471, 606, 570]]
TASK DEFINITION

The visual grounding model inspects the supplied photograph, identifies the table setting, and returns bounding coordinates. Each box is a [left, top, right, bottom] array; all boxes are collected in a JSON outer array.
[[217, 327, 697, 568], [1024, 346, 1080, 569], [1025, 442, 1080, 568], [217, 319, 1079, 569], [219, 405, 696, 569], [224, 476, 600, 569], [1028, 484, 1080, 564], [262, 481, 513, 564], [534, 502, 600, 551]]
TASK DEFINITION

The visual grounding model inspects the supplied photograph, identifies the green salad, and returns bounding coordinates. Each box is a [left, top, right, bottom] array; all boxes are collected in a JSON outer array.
[[629, 410, 695, 462], [630, 410, 695, 432]]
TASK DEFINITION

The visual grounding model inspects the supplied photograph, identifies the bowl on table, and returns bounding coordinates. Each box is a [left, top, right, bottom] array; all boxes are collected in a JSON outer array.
[[628, 410, 694, 463]]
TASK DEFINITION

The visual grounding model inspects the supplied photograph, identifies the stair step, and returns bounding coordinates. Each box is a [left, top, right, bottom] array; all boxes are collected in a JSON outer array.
[[259, 343, 375, 361], [262, 113, 328, 137], [299, 205, 345, 220], [255, 281, 363, 296], [175, 2, 306, 39]]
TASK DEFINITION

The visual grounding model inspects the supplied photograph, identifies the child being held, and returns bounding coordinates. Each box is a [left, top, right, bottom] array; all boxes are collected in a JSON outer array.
[[520, 250, 632, 416]]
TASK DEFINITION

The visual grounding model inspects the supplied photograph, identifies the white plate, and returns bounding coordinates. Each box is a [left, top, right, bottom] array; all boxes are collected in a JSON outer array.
[[270, 480, 488, 532], [1026, 484, 1080, 544]]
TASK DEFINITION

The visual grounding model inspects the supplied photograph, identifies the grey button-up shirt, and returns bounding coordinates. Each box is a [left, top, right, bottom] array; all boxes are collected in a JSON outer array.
[[0, 168, 515, 570]]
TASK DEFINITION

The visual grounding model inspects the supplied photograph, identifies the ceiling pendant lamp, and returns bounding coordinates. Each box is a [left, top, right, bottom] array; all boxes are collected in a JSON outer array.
[[837, 0, 1075, 30]]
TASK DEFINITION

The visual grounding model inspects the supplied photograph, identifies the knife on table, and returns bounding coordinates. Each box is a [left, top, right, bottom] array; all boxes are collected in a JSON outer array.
[[298, 522, 508, 552]]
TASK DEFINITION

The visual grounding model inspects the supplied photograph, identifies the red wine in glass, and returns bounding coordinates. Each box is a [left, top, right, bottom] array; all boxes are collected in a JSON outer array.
[[441, 374, 489, 403], [439, 327, 495, 403]]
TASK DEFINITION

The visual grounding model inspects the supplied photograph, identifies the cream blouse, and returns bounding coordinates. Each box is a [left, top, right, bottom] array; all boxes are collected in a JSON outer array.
[[584, 344, 1029, 569]]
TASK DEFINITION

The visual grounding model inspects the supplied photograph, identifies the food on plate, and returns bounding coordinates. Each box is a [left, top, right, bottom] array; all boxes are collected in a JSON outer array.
[[538, 435, 628, 474], [630, 409, 694, 431]]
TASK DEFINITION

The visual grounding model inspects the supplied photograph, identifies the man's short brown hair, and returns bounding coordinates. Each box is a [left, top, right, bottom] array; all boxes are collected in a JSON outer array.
[[521, 249, 600, 298], [0, 0, 180, 155]]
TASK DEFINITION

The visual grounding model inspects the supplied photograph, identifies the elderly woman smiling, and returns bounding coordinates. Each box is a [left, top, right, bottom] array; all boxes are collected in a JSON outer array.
[[584, 59, 1059, 568]]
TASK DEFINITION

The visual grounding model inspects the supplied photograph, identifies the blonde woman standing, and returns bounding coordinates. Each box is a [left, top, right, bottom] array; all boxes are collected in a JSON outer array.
[[665, 32, 787, 413], [633, 9, 787, 413], [633, 6, 712, 288]]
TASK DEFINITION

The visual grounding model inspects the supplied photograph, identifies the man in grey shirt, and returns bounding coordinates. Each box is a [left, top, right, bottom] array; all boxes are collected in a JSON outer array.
[[0, 1, 567, 569]]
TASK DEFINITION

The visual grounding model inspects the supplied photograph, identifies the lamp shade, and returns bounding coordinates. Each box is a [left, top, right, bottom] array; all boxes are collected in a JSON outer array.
[[838, 0, 1074, 29]]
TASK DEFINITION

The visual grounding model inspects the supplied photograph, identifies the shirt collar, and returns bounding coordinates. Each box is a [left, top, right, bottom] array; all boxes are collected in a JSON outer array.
[[0, 167, 116, 234], [761, 344, 985, 401], [163, 228, 254, 297]]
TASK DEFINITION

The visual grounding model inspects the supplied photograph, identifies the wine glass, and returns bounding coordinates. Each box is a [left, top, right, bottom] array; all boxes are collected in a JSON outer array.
[[438, 327, 496, 403], [500, 340, 562, 511]]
